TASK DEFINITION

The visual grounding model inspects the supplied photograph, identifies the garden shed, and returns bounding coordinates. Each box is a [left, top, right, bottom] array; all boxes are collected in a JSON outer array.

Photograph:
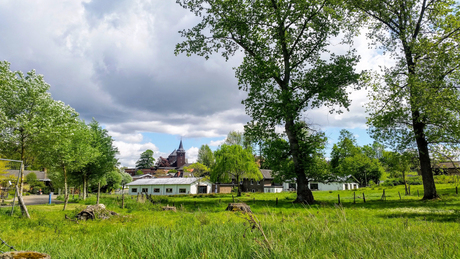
[[126, 177, 212, 195]]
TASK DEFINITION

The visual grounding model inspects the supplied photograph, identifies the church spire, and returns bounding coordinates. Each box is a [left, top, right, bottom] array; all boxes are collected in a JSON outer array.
[[178, 138, 185, 152]]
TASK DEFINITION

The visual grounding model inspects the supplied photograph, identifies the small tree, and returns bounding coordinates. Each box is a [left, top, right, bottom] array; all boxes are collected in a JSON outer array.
[[212, 144, 262, 196], [197, 145, 214, 168], [135, 170, 143, 175]]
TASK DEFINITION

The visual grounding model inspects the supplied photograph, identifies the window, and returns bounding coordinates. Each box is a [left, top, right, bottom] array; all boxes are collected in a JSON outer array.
[[166, 188, 173, 193], [142, 188, 148, 193], [251, 189, 255, 193], [154, 188, 160, 193], [179, 188, 186, 193], [310, 183, 319, 190], [257, 181, 261, 185], [251, 179, 254, 185], [131, 188, 137, 193]]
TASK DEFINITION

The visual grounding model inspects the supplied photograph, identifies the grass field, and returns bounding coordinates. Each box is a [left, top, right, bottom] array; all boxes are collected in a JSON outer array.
[[1, 184, 460, 258]]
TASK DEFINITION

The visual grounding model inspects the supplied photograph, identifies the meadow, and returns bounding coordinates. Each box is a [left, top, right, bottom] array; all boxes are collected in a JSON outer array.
[[1, 184, 460, 258]]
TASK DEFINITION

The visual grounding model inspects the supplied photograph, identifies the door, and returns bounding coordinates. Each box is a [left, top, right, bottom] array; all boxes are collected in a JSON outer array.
[[198, 186, 207, 194]]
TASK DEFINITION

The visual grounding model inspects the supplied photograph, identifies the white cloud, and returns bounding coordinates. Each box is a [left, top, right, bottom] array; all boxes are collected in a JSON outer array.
[[186, 147, 199, 163], [113, 141, 160, 168], [209, 138, 226, 147]]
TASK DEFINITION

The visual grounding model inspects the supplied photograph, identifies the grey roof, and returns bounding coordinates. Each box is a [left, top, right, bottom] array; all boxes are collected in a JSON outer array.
[[169, 149, 177, 157], [260, 169, 273, 179], [5, 170, 49, 180], [127, 177, 205, 186], [177, 140, 185, 152]]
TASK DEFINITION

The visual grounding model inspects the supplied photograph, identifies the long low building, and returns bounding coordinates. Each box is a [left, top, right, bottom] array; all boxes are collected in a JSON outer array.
[[126, 177, 212, 195]]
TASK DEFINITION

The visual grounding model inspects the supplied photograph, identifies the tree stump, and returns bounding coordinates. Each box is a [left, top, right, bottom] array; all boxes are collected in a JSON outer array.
[[162, 206, 176, 212], [226, 203, 252, 213], [76, 204, 118, 220], [0, 251, 50, 259]]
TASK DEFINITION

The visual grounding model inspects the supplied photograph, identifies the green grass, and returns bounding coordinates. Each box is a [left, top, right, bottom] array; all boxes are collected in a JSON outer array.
[[1, 185, 460, 258]]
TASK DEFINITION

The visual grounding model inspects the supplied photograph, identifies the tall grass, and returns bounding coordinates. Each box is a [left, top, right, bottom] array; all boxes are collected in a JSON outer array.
[[1, 184, 459, 258]]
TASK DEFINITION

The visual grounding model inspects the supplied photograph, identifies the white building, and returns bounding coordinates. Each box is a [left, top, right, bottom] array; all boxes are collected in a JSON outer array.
[[282, 176, 359, 192], [126, 177, 212, 195]]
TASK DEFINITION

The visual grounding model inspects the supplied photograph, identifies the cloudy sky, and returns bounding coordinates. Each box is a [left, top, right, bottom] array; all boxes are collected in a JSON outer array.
[[0, 0, 394, 167]]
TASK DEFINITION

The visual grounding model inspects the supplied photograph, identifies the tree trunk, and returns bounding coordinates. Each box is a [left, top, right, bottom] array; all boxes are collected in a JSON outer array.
[[83, 175, 87, 201], [236, 175, 241, 197], [63, 166, 68, 211], [285, 119, 315, 204], [122, 184, 125, 209], [412, 112, 438, 199], [97, 181, 101, 205], [403, 170, 408, 195], [16, 185, 30, 218]]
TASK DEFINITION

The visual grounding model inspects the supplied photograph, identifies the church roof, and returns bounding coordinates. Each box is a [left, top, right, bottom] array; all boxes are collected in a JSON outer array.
[[177, 139, 185, 152], [169, 149, 177, 156]]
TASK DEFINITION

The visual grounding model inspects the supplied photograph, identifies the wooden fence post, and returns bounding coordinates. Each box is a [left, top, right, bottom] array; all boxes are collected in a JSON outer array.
[[398, 191, 401, 200], [276, 197, 278, 206], [338, 194, 341, 205], [232, 195, 235, 203], [363, 193, 366, 203], [354, 192, 356, 204]]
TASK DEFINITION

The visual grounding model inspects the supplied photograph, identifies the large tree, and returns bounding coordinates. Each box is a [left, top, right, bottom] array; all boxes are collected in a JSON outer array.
[[261, 126, 329, 184], [211, 144, 261, 196], [176, 0, 361, 203], [80, 119, 119, 201], [0, 61, 55, 192], [136, 150, 155, 169], [350, 0, 460, 199], [36, 105, 97, 210]]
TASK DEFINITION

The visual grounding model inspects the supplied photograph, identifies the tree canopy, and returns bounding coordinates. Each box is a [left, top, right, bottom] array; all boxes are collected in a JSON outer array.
[[197, 144, 215, 168], [176, 0, 362, 203], [136, 150, 155, 169], [211, 144, 261, 196], [351, 0, 460, 199]]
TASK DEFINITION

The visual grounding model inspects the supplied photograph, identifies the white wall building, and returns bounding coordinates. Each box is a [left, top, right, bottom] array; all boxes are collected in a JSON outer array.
[[126, 177, 212, 195], [282, 181, 359, 192]]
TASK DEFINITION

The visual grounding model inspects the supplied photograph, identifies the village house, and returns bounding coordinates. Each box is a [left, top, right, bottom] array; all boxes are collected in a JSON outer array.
[[126, 177, 212, 195], [282, 176, 359, 192]]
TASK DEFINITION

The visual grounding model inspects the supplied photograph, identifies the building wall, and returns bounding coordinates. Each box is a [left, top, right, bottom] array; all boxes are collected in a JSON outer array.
[[241, 178, 265, 192], [129, 184, 191, 195], [264, 187, 283, 193], [128, 182, 212, 195]]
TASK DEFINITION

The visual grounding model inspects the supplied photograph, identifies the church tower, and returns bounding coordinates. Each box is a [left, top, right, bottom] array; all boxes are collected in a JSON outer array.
[[176, 139, 186, 167]]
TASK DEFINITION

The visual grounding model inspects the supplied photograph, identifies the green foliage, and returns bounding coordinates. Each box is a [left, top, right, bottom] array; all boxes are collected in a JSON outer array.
[[224, 131, 244, 147], [81, 119, 119, 186], [136, 149, 155, 169], [354, 0, 460, 198], [0, 61, 54, 168], [262, 128, 329, 183], [102, 170, 123, 192], [197, 144, 214, 168], [135, 170, 143, 176], [212, 144, 261, 196], [25, 173, 37, 183], [331, 129, 386, 186], [176, 0, 362, 203], [184, 162, 209, 178]]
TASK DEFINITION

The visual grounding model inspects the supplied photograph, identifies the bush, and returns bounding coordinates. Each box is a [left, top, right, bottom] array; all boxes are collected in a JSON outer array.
[[407, 177, 422, 185]]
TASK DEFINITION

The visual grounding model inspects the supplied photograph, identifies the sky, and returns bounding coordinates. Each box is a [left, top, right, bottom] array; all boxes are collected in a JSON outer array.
[[0, 1, 394, 167]]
